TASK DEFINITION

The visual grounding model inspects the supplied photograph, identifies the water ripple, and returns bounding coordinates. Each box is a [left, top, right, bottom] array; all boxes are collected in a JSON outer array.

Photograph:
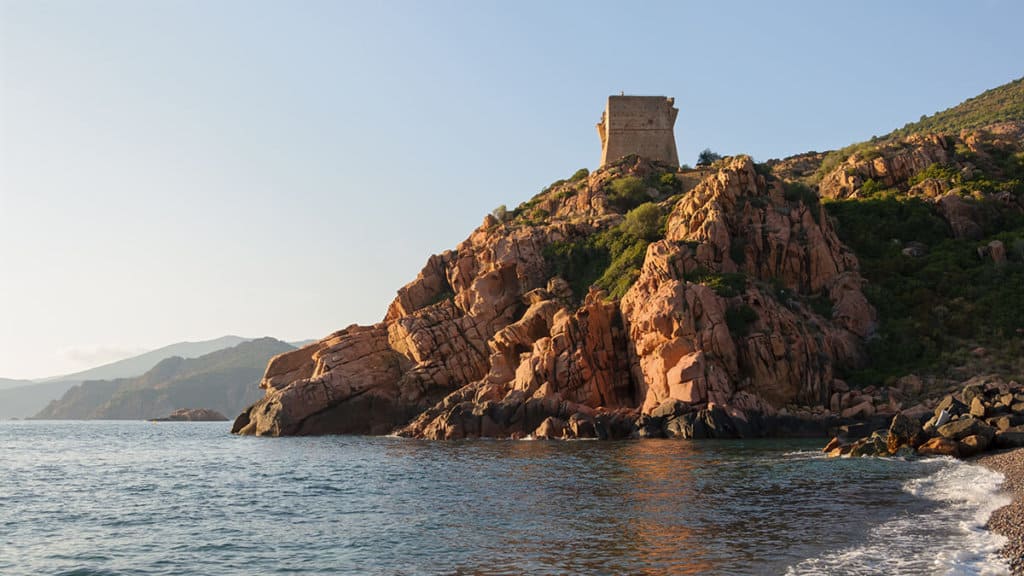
[[0, 422, 1008, 575]]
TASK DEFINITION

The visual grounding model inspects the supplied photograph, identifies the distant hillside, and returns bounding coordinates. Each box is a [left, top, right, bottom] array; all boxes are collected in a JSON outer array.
[[0, 380, 81, 419], [34, 337, 293, 420], [0, 335, 254, 420], [0, 377, 34, 391], [37, 335, 252, 383], [890, 76, 1024, 138]]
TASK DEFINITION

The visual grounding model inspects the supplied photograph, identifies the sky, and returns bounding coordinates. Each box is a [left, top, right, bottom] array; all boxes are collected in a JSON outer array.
[[1, 0, 1022, 379]]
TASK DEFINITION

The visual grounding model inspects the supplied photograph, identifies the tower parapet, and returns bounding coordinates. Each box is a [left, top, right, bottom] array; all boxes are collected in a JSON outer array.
[[597, 96, 679, 167]]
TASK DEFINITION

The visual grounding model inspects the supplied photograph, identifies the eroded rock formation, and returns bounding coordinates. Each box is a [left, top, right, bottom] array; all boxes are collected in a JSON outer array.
[[235, 156, 876, 438]]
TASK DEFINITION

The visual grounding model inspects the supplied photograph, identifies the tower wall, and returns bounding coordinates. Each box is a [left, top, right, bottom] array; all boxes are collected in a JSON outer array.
[[597, 96, 679, 167]]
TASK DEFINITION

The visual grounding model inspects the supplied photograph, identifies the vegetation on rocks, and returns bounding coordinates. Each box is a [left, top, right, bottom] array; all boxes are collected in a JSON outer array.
[[544, 202, 665, 301], [828, 194, 1024, 385]]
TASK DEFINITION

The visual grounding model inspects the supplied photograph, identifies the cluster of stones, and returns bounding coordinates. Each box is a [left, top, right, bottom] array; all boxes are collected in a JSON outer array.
[[823, 379, 1024, 458]]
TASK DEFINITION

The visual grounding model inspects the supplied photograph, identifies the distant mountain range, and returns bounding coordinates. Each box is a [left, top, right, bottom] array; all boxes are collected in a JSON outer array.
[[0, 377, 35, 391], [34, 337, 295, 420], [0, 335, 309, 419], [36, 335, 252, 383]]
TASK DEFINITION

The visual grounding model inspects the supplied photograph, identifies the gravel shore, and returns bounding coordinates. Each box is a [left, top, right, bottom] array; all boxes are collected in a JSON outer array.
[[976, 448, 1024, 575]]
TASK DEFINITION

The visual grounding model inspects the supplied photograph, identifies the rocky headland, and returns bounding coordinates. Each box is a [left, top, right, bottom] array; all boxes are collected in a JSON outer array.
[[235, 78, 1024, 444]]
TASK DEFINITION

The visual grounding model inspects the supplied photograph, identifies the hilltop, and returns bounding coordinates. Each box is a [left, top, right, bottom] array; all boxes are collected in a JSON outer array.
[[233, 77, 1024, 440], [890, 77, 1024, 139]]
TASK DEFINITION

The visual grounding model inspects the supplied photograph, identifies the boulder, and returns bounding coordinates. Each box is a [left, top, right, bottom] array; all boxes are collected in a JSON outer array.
[[152, 408, 228, 422], [959, 434, 991, 457], [896, 374, 924, 395], [533, 416, 566, 439], [887, 412, 924, 453], [842, 400, 875, 419], [917, 437, 961, 458], [850, 432, 888, 457], [936, 416, 993, 442], [566, 413, 597, 439], [962, 383, 985, 405], [969, 397, 987, 419], [934, 395, 967, 419]]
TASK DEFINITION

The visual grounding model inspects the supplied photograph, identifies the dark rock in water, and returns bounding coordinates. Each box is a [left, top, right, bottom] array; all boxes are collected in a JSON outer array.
[[887, 413, 924, 453], [152, 408, 228, 422], [593, 411, 636, 440], [638, 400, 691, 438], [533, 416, 566, 439], [675, 406, 740, 439], [831, 416, 890, 443], [849, 431, 888, 457], [567, 413, 596, 439]]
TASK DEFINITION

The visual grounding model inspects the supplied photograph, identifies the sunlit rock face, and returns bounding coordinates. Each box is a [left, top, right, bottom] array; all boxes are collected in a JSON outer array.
[[234, 155, 875, 438]]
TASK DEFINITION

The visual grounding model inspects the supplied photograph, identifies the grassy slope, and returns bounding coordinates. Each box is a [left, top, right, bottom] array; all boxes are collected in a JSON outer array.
[[889, 77, 1024, 138]]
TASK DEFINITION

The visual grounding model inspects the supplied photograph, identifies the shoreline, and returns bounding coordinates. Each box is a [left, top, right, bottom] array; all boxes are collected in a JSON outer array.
[[975, 448, 1024, 575]]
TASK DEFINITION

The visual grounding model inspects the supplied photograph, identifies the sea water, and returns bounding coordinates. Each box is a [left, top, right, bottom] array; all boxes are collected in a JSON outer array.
[[0, 421, 1010, 575]]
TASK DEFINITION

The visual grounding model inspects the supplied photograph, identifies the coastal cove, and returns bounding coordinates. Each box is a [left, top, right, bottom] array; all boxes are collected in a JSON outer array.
[[0, 421, 1013, 575]]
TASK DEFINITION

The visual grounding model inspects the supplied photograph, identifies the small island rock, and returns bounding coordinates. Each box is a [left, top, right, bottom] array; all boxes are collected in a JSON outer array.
[[151, 408, 229, 422]]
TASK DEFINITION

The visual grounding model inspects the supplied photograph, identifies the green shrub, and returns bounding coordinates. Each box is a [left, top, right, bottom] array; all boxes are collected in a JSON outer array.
[[859, 178, 886, 197], [697, 149, 723, 167], [686, 269, 747, 297], [621, 203, 662, 241], [544, 222, 657, 302], [659, 172, 678, 189], [491, 204, 508, 222], [570, 168, 589, 182], [783, 181, 818, 205], [908, 163, 961, 187], [607, 176, 650, 212], [827, 193, 1024, 384]]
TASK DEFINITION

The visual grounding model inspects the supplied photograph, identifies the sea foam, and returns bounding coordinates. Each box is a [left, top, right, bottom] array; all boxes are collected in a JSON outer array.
[[787, 458, 1011, 576]]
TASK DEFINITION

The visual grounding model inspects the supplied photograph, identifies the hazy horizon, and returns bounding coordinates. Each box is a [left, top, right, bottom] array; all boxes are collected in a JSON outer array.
[[3, 0, 1023, 379]]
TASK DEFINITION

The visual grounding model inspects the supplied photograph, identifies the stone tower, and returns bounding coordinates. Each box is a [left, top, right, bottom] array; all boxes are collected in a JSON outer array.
[[597, 95, 679, 167]]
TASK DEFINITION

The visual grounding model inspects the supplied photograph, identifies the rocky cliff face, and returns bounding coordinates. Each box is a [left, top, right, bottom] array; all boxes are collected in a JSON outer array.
[[234, 156, 876, 438]]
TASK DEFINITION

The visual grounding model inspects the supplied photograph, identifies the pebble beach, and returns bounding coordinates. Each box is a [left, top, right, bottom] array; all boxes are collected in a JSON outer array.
[[977, 448, 1024, 575]]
